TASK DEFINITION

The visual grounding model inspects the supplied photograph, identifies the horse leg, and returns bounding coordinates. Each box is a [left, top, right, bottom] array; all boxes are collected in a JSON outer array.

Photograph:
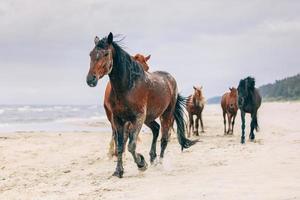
[[112, 125, 125, 178], [146, 121, 160, 164], [249, 112, 257, 141], [188, 113, 193, 138], [231, 113, 236, 135], [108, 129, 116, 158], [227, 113, 232, 134], [122, 122, 132, 155], [223, 111, 227, 135], [200, 112, 204, 133], [241, 111, 246, 144], [195, 116, 199, 136], [159, 112, 173, 159], [127, 116, 148, 171], [159, 124, 171, 159], [105, 105, 117, 158]]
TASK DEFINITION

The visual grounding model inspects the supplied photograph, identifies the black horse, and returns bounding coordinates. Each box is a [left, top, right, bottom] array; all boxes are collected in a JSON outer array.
[[237, 77, 262, 144]]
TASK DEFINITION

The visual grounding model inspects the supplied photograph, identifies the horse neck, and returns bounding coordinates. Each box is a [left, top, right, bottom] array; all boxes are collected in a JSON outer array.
[[192, 94, 201, 107], [242, 88, 257, 110], [108, 43, 144, 95]]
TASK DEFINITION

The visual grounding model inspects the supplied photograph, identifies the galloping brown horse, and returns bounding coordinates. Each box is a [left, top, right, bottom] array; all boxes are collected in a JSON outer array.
[[106, 54, 151, 158], [186, 86, 205, 137], [86, 33, 197, 178], [221, 87, 238, 135]]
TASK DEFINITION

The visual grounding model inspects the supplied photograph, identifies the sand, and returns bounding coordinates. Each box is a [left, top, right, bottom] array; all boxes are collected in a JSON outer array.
[[0, 102, 299, 200]]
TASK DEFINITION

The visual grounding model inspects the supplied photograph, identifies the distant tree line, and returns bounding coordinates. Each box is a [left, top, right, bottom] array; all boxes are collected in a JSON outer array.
[[259, 74, 300, 101]]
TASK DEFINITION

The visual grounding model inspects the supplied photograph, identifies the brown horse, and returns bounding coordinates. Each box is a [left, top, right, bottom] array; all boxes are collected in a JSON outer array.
[[106, 54, 151, 158], [86, 33, 197, 178], [132, 54, 150, 71], [186, 86, 205, 137], [221, 87, 238, 135]]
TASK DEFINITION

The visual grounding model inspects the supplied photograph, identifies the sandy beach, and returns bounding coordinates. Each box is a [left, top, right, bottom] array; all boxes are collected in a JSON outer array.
[[0, 102, 299, 200]]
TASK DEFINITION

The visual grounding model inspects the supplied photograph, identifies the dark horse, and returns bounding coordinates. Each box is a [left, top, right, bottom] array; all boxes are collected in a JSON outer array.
[[237, 77, 262, 144], [106, 53, 151, 158], [221, 87, 238, 135], [86, 33, 197, 178], [186, 86, 205, 137]]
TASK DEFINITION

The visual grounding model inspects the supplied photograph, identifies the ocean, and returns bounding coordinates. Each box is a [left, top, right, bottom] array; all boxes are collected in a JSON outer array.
[[0, 105, 110, 133]]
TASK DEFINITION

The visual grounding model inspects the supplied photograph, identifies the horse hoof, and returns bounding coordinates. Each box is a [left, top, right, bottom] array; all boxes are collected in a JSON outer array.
[[241, 138, 245, 144], [138, 162, 148, 172], [112, 170, 123, 178], [149, 152, 157, 164], [249, 135, 255, 141], [137, 154, 148, 171]]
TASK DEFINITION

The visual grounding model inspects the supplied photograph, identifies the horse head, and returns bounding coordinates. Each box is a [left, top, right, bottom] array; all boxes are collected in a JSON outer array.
[[237, 77, 255, 108], [133, 54, 151, 71], [193, 86, 204, 106], [87, 32, 114, 87], [228, 87, 238, 111]]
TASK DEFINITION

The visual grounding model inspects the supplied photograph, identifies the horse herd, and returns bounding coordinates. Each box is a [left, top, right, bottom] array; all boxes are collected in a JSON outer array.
[[86, 33, 262, 178]]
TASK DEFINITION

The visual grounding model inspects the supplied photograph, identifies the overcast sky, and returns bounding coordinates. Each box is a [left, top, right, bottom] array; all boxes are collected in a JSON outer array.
[[0, 0, 299, 105]]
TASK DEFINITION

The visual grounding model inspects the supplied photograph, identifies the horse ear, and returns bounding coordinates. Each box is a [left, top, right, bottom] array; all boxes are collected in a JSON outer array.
[[94, 36, 99, 45], [145, 55, 151, 61], [200, 86, 203, 89], [107, 32, 113, 44]]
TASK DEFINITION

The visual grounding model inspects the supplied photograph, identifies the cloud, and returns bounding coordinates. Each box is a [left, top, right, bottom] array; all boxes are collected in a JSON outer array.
[[0, 0, 299, 104]]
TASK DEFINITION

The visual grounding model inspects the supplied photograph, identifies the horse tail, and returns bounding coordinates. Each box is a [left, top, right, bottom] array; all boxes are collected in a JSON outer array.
[[174, 94, 198, 151]]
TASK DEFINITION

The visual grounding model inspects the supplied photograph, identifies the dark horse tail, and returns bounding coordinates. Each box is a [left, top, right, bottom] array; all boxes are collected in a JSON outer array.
[[174, 94, 198, 151]]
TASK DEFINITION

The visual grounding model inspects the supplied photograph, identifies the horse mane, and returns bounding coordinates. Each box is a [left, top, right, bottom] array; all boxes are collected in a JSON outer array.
[[97, 37, 145, 89], [238, 76, 256, 106], [245, 76, 255, 91]]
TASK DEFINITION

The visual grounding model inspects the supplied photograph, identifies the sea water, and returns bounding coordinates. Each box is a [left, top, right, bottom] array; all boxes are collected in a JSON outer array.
[[0, 105, 110, 133]]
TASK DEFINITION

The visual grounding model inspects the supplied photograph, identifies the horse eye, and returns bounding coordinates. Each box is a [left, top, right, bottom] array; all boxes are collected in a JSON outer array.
[[104, 52, 109, 57]]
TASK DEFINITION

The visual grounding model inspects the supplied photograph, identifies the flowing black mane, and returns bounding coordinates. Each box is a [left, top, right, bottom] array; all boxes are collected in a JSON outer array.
[[238, 76, 257, 107], [239, 76, 255, 92], [97, 37, 145, 89], [246, 76, 255, 91]]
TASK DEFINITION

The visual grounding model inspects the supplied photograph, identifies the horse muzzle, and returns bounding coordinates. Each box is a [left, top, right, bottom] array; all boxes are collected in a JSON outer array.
[[86, 74, 98, 87]]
